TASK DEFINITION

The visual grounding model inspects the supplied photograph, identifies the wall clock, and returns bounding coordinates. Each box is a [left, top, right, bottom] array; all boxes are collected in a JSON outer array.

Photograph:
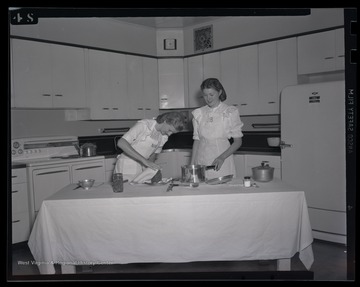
[[164, 39, 177, 50]]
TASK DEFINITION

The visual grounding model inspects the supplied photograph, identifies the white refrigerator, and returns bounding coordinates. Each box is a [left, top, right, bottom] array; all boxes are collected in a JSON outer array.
[[280, 80, 346, 244]]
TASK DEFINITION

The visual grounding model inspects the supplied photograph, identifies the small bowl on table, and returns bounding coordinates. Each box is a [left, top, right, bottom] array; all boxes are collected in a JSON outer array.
[[78, 179, 95, 190]]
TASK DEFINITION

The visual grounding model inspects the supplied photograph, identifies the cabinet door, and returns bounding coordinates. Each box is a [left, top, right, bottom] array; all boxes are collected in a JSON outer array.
[[155, 152, 177, 178], [233, 154, 245, 179], [71, 160, 105, 183], [259, 42, 278, 114], [203, 52, 220, 79], [52, 44, 86, 108], [32, 166, 71, 212], [11, 39, 53, 108], [143, 57, 159, 118], [187, 55, 205, 108], [220, 49, 239, 108], [277, 38, 298, 97], [126, 55, 144, 119], [297, 30, 337, 74], [12, 212, 31, 244], [12, 182, 28, 214], [238, 45, 259, 115], [335, 28, 345, 70], [88, 49, 127, 119], [158, 58, 186, 109]]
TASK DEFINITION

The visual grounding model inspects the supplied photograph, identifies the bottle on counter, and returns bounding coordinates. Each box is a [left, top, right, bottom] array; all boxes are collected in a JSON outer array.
[[112, 173, 123, 192]]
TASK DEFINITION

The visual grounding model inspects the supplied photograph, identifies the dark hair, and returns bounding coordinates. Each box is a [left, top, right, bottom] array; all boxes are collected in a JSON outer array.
[[200, 78, 227, 101], [156, 112, 185, 132]]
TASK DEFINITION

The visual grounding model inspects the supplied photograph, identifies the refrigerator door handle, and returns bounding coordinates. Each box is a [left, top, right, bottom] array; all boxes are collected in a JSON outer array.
[[280, 141, 293, 149]]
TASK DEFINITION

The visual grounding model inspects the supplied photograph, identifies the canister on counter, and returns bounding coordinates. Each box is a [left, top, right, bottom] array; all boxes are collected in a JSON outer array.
[[243, 176, 251, 187], [112, 173, 123, 192]]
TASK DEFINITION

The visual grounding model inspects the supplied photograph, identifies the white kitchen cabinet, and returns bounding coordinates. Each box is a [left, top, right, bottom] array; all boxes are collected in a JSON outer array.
[[11, 168, 30, 244], [142, 57, 159, 118], [71, 159, 106, 183], [126, 55, 159, 119], [277, 38, 298, 97], [203, 52, 221, 79], [220, 48, 238, 108], [297, 28, 345, 74], [158, 58, 186, 109], [155, 150, 192, 179], [258, 42, 278, 115], [221, 45, 259, 115], [233, 154, 246, 179], [186, 53, 221, 109], [187, 55, 205, 108], [245, 155, 281, 180], [154, 152, 177, 179], [237, 45, 259, 115], [88, 49, 128, 119], [105, 157, 117, 182], [11, 39, 86, 108]]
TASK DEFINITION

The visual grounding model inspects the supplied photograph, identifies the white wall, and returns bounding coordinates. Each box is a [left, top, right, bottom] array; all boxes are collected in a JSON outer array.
[[183, 8, 344, 55], [10, 18, 158, 56]]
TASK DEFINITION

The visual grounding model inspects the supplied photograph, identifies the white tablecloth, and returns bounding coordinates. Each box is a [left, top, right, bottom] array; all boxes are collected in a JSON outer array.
[[28, 179, 314, 274]]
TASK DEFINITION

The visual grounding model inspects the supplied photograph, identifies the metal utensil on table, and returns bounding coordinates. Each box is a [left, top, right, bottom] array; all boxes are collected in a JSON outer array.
[[205, 174, 234, 185]]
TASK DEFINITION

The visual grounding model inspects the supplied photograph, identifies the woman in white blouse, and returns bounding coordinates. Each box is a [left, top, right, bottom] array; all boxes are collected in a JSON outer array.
[[190, 78, 244, 179]]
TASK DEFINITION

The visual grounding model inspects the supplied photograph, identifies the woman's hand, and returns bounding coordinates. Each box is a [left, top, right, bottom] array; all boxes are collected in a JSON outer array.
[[212, 156, 225, 171], [144, 160, 162, 171]]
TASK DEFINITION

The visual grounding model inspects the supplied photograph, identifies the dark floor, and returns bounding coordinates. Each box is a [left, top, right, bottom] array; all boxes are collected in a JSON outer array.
[[9, 239, 348, 281]]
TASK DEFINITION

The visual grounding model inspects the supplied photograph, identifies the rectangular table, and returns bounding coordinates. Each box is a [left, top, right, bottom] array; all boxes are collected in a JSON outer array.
[[27, 178, 314, 275]]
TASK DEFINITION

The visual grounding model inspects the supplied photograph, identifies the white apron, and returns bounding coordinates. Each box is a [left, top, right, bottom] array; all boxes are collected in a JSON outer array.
[[195, 110, 236, 179], [114, 133, 162, 181]]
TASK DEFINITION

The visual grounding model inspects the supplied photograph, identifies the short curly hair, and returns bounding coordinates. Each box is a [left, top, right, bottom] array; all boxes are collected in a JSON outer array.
[[156, 112, 185, 132]]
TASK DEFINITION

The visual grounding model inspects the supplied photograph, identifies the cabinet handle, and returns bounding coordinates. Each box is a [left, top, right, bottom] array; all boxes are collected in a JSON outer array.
[[145, 108, 151, 110], [112, 108, 118, 110], [138, 108, 144, 110], [12, 175, 18, 179], [54, 94, 63, 97], [36, 169, 68, 176], [240, 103, 248, 106], [12, 220, 20, 223], [74, 165, 103, 171], [12, 190, 19, 193], [268, 101, 276, 104], [338, 55, 345, 58], [42, 94, 51, 97], [324, 57, 334, 60], [102, 108, 110, 110]]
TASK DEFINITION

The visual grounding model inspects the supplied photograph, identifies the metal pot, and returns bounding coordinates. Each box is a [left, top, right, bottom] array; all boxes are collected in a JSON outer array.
[[252, 161, 274, 182], [76, 143, 97, 157], [181, 164, 215, 183]]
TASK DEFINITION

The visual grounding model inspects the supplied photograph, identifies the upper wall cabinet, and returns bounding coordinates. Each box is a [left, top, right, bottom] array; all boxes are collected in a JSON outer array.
[[88, 52, 159, 120], [87, 49, 128, 119], [126, 55, 159, 119], [220, 38, 297, 116], [11, 39, 86, 108], [297, 28, 345, 75], [158, 58, 186, 109], [186, 52, 221, 108]]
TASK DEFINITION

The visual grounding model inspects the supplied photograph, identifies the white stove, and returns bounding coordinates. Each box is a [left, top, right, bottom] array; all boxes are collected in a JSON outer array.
[[11, 136, 106, 231]]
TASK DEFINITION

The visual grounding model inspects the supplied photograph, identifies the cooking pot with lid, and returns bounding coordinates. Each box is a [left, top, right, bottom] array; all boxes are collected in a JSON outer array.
[[75, 143, 97, 157], [252, 161, 274, 182], [181, 165, 215, 183]]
